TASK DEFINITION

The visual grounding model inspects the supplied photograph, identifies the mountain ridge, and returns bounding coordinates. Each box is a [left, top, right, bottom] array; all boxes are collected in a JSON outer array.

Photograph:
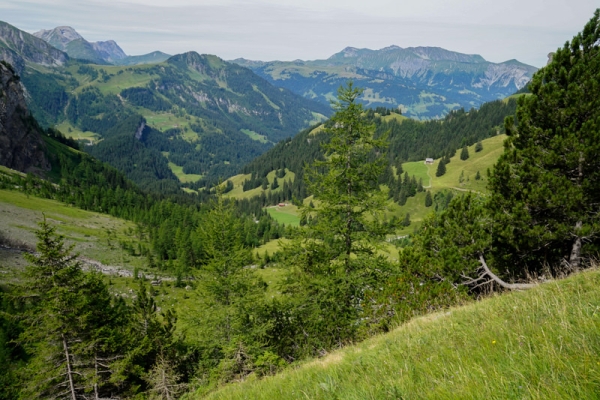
[[232, 46, 537, 119], [32, 25, 167, 66]]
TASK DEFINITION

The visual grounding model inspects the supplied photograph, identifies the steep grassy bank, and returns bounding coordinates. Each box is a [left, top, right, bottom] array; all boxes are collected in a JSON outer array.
[[198, 269, 600, 399]]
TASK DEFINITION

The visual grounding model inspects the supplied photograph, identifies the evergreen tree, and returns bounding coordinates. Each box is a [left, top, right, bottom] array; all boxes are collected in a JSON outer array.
[[425, 190, 433, 207], [435, 158, 446, 177], [186, 194, 265, 382], [460, 145, 469, 160], [15, 219, 126, 399], [401, 212, 411, 227], [283, 82, 394, 353], [475, 141, 483, 152], [488, 9, 600, 274], [270, 177, 279, 190]]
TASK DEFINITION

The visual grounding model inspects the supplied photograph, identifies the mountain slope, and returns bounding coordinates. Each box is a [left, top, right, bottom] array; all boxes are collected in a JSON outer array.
[[34, 26, 118, 64], [233, 46, 537, 119], [113, 51, 171, 66], [201, 269, 600, 399], [33, 25, 159, 65], [0, 20, 331, 184]]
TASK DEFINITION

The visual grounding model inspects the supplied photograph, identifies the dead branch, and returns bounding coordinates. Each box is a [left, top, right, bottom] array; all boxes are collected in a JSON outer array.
[[478, 254, 538, 290]]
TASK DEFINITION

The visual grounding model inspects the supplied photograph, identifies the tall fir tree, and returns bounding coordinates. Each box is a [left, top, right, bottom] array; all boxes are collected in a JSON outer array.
[[435, 158, 446, 177]]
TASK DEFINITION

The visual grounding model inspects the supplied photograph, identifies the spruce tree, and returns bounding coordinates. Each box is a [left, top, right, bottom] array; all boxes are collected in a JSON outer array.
[[187, 194, 265, 381], [16, 219, 126, 399], [460, 145, 469, 160], [435, 158, 446, 177], [425, 190, 433, 207], [401, 213, 411, 227], [475, 141, 483, 152], [488, 9, 600, 274]]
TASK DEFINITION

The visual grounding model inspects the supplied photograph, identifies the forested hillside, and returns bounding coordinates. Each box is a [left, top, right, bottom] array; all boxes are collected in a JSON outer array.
[[227, 98, 517, 207], [1, 8, 599, 400], [20, 51, 329, 182]]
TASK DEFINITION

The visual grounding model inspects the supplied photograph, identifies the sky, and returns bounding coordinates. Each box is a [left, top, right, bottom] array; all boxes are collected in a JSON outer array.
[[1, 0, 598, 67]]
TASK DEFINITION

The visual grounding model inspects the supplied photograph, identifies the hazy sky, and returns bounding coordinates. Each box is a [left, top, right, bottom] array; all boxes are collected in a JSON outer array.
[[1, 0, 597, 67]]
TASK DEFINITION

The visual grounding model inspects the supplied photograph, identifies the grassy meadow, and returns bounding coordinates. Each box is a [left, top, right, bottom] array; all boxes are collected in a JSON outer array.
[[221, 133, 507, 239], [198, 268, 600, 400]]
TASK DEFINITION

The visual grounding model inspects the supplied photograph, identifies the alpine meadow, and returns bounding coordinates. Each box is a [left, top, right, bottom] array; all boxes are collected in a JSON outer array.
[[0, 6, 599, 400]]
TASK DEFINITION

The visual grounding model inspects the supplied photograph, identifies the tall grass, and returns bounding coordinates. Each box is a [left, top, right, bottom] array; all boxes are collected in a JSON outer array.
[[198, 269, 600, 399]]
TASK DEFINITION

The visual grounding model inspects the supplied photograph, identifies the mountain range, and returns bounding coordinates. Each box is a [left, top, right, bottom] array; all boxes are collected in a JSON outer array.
[[0, 20, 535, 189], [25, 23, 537, 120], [233, 46, 537, 119], [0, 21, 330, 188]]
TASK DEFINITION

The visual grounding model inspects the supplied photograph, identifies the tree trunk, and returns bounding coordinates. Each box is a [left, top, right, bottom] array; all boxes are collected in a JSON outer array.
[[62, 334, 78, 400], [569, 220, 583, 270]]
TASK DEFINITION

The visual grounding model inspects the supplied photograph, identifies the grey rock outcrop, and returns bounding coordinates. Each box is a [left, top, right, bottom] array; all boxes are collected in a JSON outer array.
[[0, 62, 49, 174]]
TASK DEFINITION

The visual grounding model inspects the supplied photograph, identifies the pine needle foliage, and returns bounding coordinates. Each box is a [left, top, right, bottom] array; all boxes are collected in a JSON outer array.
[[488, 9, 600, 275]]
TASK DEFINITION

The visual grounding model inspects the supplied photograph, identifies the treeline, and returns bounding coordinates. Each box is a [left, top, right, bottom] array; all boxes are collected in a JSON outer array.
[[386, 99, 517, 163], [1, 135, 287, 269]]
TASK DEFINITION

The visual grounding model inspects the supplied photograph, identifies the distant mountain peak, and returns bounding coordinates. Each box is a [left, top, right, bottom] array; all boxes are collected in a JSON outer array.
[[33, 26, 83, 50], [232, 45, 537, 119], [340, 47, 361, 57], [92, 40, 127, 62], [33, 25, 127, 63]]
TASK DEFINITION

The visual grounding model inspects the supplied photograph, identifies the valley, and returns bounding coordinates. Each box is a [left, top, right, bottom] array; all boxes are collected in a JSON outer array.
[[1, 8, 599, 400]]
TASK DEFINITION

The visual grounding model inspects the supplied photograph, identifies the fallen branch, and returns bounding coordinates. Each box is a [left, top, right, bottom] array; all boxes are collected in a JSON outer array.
[[478, 254, 538, 290]]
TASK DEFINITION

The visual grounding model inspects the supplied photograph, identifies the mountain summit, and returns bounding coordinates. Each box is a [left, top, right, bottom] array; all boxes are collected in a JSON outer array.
[[33, 26, 126, 63]]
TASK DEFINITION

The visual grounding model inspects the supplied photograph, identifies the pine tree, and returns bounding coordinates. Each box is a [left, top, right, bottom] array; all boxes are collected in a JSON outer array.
[[488, 9, 600, 274], [475, 141, 483, 152], [460, 146, 469, 160]]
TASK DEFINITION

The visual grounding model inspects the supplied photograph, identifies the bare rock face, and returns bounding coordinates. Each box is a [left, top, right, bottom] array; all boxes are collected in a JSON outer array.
[[0, 21, 68, 75], [0, 62, 50, 174]]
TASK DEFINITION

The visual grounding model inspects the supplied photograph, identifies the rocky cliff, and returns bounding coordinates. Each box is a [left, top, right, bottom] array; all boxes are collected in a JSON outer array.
[[0, 61, 49, 174], [0, 21, 68, 76]]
